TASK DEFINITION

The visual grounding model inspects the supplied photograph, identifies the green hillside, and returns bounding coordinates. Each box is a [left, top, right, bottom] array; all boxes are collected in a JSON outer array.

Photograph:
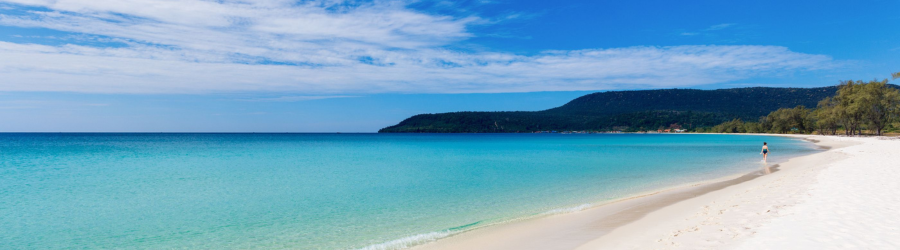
[[378, 86, 863, 133]]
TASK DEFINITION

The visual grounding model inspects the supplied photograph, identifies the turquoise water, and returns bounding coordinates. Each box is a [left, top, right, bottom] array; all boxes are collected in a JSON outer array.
[[0, 133, 817, 249]]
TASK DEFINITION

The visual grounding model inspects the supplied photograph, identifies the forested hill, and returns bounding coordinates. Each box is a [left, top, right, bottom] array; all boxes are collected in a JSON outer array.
[[545, 87, 837, 117], [378, 86, 856, 133]]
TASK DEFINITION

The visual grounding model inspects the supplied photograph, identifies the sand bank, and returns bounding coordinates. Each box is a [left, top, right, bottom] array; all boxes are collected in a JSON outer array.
[[411, 135, 897, 250]]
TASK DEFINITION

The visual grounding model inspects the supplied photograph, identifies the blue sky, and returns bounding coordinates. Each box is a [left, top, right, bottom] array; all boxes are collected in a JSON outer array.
[[0, 0, 897, 132]]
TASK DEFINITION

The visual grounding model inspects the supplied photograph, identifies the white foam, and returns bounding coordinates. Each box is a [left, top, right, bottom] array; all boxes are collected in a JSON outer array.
[[356, 231, 453, 250], [358, 203, 598, 250], [542, 203, 593, 215]]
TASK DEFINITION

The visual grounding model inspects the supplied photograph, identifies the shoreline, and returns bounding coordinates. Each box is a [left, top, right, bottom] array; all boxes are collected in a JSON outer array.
[[577, 134, 861, 249], [365, 159, 778, 250], [403, 134, 856, 250]]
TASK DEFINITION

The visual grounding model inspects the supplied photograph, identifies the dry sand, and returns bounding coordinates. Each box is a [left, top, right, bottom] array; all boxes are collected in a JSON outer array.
[[735, 136, 900, 249], [409, 135, 900, 250]]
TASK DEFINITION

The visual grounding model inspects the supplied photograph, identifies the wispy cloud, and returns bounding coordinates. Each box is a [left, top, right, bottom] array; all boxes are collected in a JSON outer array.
[[680, 23, 737, 36], [0, 105, 37, 109], [705, 23, 736, 31], [241, 95, 359, 102], [0, 98, 107, 109], [0, 1, 834, 94]]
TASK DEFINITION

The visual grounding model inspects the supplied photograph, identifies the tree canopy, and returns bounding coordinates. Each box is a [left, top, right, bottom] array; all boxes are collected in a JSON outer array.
[[702, 79, 900, 135]]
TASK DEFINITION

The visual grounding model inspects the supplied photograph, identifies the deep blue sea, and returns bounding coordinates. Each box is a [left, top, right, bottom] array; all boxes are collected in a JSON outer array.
[[0, 133, 817, 249]]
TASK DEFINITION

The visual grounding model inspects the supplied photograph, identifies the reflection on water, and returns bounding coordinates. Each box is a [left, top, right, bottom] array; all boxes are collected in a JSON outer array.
[[762, 163, 780, 176], [753, 163, 777, 176]]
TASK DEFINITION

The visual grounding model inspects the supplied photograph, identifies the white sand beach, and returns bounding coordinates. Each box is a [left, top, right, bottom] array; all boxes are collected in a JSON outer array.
[[735, 136, 900, 249], [411, 135, 900, 250]]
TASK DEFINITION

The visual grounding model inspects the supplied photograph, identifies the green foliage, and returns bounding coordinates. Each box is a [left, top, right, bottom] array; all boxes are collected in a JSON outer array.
[[820, 79, 900, 135], [704, 119, 748, 133], [888, 121, 900, 133], [835, 80, 866, 135], [766, 106, 814, 134], [705, 79, 900, 135], [859, 80, 900, 135], [893, 72, 900, 80], [814, 97, 840, 135], [701, 106, 813, 134]]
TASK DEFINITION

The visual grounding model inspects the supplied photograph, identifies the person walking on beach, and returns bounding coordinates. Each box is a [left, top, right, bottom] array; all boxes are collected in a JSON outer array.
[[761, 142, 769, 162]]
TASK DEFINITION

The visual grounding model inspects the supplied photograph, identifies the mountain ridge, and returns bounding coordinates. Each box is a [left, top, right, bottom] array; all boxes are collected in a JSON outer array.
[[378, 85, 895, 133]]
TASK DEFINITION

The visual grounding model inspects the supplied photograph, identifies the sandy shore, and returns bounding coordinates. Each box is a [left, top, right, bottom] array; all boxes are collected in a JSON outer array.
[[409, 135, 900, 250]]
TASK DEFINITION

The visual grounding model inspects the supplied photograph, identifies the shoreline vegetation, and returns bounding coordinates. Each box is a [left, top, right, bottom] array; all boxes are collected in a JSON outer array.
[[700, 77, 900, 136]]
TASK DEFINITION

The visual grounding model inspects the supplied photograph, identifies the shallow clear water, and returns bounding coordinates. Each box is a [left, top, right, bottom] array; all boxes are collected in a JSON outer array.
[[0, 133, 817, 249]]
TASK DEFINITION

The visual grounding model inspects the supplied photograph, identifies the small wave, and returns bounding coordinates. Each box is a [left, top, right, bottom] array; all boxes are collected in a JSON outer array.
[[356, 221, 485, 250], [355, 231, 453, 250], [541, 203, 593, 215], [357, 204, 594, 250]]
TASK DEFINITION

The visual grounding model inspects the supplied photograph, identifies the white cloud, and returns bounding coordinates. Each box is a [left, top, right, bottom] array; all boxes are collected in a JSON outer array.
[[0, 1, 835, 94]]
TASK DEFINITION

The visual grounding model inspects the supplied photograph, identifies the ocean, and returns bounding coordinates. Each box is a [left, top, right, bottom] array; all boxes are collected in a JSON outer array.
[[0, 133, 818, 249]]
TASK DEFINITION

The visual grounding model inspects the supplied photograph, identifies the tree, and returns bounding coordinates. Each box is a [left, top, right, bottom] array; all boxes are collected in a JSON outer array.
[[743, 121, 764, 133], [852, 79, 893, 135], [767, 109, 790, 133], [711, 119, 746, 133], [796, 106, 815, 133], [835, 81, 866, 135], [765, 106, 812, 134], [757, 116, 772, 133], [854, 79, 900, 135], [814, 97, 840, 135], [702, 72, 899, 135]]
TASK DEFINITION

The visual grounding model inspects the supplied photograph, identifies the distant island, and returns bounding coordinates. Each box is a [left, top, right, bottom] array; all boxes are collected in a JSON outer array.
[[380, 82, 900, 135]]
